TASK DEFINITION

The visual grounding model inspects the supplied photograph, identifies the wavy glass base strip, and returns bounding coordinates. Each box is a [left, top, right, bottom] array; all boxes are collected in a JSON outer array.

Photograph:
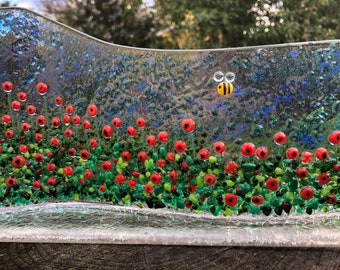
[[0, 202, 339, 246]]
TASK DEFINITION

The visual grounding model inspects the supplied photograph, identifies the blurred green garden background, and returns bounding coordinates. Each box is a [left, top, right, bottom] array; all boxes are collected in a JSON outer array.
[[1, 0, 339, 49]]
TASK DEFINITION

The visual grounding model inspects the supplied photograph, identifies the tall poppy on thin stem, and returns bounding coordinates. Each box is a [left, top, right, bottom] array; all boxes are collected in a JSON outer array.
[[37, 82, 49, 128], [181, 118, 196, 155]]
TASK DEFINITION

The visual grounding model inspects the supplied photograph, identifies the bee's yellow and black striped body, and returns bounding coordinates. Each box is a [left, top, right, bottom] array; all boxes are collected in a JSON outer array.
[[217, 82, 234, 96]]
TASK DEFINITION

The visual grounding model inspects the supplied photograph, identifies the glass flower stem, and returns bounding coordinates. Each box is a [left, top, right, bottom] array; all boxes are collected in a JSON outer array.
[[7, 93, 15, 133], [43, 96, 49, 128], [190, 133, 196, 156]]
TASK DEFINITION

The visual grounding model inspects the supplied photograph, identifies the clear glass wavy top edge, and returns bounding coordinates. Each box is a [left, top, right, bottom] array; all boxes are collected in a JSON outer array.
[[1, 7, 339, 52], [0, 202, 339, 247]]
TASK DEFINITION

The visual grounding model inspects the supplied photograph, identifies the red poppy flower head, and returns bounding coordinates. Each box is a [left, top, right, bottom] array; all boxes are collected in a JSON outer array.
[[224, 161, 238, 175], [316, 173, 330, 185], [240, 142, 256, 157], [5, 130, 15, 139], [64, 166, 74, 177], [213, 141, 226, 154], [273, 132, 287, 145], [72, 115, 81, 126], [166, 152, 175, 162], [255, 146, 269, 160], [34, 153, 44, 163], [6, 177, 17, 188], [328, 130, 340, 145], [99, 185, 106, 193], [286, 147, 299, 160], [115, 174, 126, 185], [136, 117, 146, 128], [296, 167, 308, 179], [11, 101, 21, 111], [64, 128, 73, 138], [169, 170, 178, 181], [146, 135, 156, 146], [68, 148, 77, 158], [121, 151, 132, 162], [187, 184, 197, 194], [111, 118, 122, 128], [198, 148, 210, 161], [35, 133, 43, 142], [80, 149, 90, 161], [145, 184, 153, 195], [26, 105, 36, 116], [127, 126, 136, 137], [225, 194, 238, 207], [128, 179, 136, 189], [301, 151, 313, 164], [89, 139, 98, 149], [19, 144, 28, 154], [55, 96, 63, 106], [12, 155, 26, 168], [2, 81, 13, 93], [101, 125, 113, 139], [84, 170, 93, 180], [21, 123, 30, 132], [150, 173, 162, 185], [47, 163, 56, 172], [2, 115, 12, 125], [102, 160, 112, 172], [36, 115, 47, 127], [51, 117, 61, 128], [36, 82, 48, 95], [300, 187, 314, 200], [158, 131, 169, 143], [205, 174, 216, 186], [181, 162, 189, 172], [82, 120, 91, 130], [87, 104, 98, 117], [251, 195, 264, 206], [50, 137, 60, 148], [181, 118, 195, 133], [157, 159, 165, 168], [17, 92, 27, 102], [265, 177, 279, 191], [65, 105, 74, 115], [33, 180, 41, 190], [327, 194, 337, 205], [174, 140, 186, 154], [315, 147, 329, 160]]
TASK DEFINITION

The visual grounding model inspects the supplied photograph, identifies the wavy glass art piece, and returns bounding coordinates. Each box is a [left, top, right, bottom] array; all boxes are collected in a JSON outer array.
[[0, 8, 339, 246]]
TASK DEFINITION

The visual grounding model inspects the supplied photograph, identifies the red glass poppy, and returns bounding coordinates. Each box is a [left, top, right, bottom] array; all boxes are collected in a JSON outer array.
[[300, 187, 314, 200], [17, 92, 27, 102], [36, 115, 47, 127], [146, 135, 156, 146], [181, 162, 189, 172], [2, 115, 11, 125], [240, 142, 256, 157], [174, 140, 186, 154], [316, 173, 330, 185], [251, 195, 264, 206], [102, 160, 112, 171], [145, 184, 153, 194], [301, 151, 313, 164], [50, 137, 60, 148], [265, 177, 279, 191], [286, 147, 299, 160], [101, 125, 113, 139], [32, 180, 41, 190], [12, 155, 26, 168], [36, 82, 48, 95], [5, 130, 15, 139], [115, 174, 126, 185], [84, 170, 93, 180], [169, 170, 178, 181], [6, 177, 17, 188], [198, 148, 210, 161], [111, 118, 122, 128], [19, 144, 28, 154], [150, 173, 162, 185], [99, 185, 106, 193], [224, 161, 238, 175], [26, 105, 36, 116], [205, 174, 216, 186], [127, 126, 136, 137], [63, 115, 71, 125], [328, 130, 340, 145], [47, 163, 56, 172], [213, 141, 226, 154], [51, 117, 61, 128], [128, 179, 136, 189], [68, 148, 77, 158], [89, 139, 98, 149], [315, 147, 329, 160], [47, 177, 57, 187], [64, 166, 74, 177], [121, 151, 131, 162], [157, 131, 169, 143], [2, 81, 13, 93], [187, 184, 197, 194], [21, 123, 30, 132], [72, 115, 81, 126], [11, 101, 20, 111], [82, 120, 91, 130], [181, 118, 195, 133], [255, 146, 269, 160], [64, 129, 73, 138], [166, 152, 175, 162], [273, 131, 287, 145], [34, 153, 44, 163], [136, 117, 146, 128], [80, 150, 90, 161], [35, 133, 43, 142], [157, 159, 165, 168], [225, 194, 238, 207], [55, 96, 63, 106], [87, 104, 98, 117], [327, 194, 337, 205], [296, 167, 308, 179], [65, 105, 74, 115]]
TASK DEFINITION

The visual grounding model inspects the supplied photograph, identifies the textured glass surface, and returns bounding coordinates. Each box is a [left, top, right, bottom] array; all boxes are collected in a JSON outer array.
[[0, 8, 339, 246]]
